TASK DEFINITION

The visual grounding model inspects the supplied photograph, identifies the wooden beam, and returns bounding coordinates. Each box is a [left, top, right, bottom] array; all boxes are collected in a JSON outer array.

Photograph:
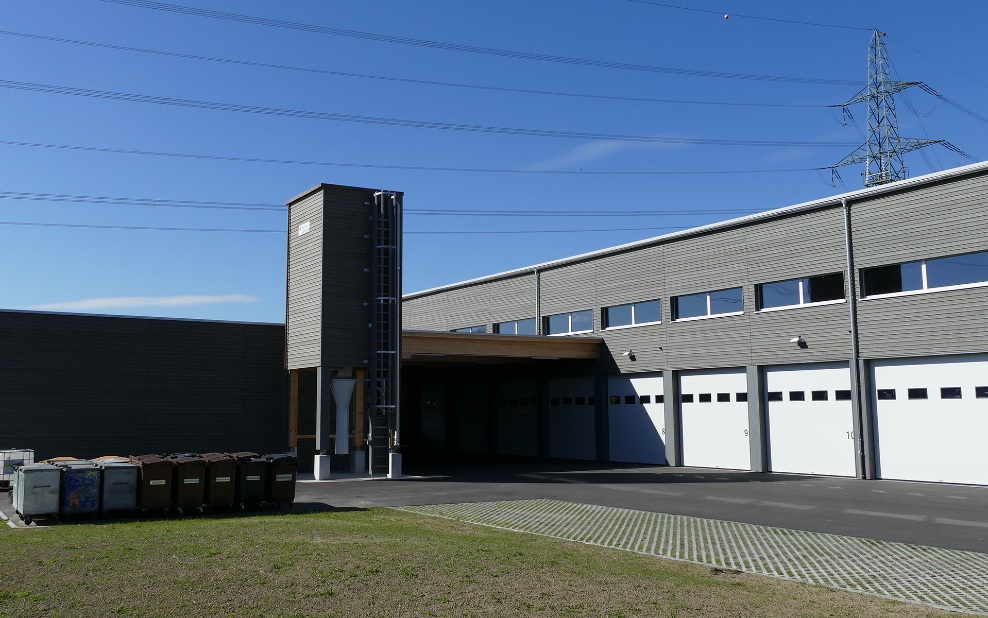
[[402, 331, 601, 362]]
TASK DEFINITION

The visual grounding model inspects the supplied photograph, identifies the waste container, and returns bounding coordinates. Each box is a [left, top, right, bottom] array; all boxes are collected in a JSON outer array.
[[200, 452, 236, 511], [264, 453, 298, 510], [129, 455, 174, 514], [1, 449, 34, 489], [229, 452, 266, 509], [55, 461, 101, 518], [98, 460, 139, 514], [167, 455, 206, 514], [12, 463, 60, 524]]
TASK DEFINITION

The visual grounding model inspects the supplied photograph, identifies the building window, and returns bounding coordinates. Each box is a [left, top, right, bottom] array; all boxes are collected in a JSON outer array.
[[767, 392, 783, 402], [639, 395, 651, 404], [494, 318, 536, 335], [977, 386, 988, 399], [861, 250, 988, 298], [789, 391, 805, 401], [811, 390, 828, 401], [757, 273, 845, 310], [682, 394, 694, 403], [835, 390, 852, 401], [451, 325, 485, 334], [655, 394, 664, 404], [717, 393, 731, 403], [907, 388, 928, 400], [736, 392, 748, 402], [940, 387, 962, 400], [544, 310, 593, 335], [603, 299, 661, 329], [672, 287, 743, 320], [624, 395, 636, 404], [698, 393, 712, 403], [877, 389, 896, 400]]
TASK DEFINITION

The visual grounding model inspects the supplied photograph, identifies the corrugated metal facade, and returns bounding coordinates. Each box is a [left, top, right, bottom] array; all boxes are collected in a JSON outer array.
[[0, 310, 286, 460], [402, 167, 988, 373]]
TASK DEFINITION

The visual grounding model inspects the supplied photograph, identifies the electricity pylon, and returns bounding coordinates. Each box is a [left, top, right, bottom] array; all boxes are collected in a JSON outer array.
[[833, 30, 941, 187]]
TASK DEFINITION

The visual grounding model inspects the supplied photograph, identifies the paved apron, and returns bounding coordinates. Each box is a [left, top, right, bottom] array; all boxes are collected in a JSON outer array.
[[401, 499, 988, 616]]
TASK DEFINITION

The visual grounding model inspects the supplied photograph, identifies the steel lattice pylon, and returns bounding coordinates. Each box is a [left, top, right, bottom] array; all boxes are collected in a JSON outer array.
[[832, 30, 940, 187]]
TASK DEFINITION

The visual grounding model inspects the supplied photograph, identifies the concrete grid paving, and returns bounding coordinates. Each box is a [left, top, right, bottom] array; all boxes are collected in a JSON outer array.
[[399, 499, 988, 616]]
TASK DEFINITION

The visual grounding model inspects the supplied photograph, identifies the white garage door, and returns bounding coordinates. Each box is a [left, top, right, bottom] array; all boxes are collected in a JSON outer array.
[[497, 380, 538, 457], [608, 373, 665, 465], [765, 363, 856, 477], [872, 354, 988, 486], [680, 368, 750, 470], [547, 377, 596, 461]]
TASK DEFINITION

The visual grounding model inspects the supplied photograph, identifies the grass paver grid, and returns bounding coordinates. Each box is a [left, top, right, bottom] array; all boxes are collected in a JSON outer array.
[[400, 498, 988, 616]]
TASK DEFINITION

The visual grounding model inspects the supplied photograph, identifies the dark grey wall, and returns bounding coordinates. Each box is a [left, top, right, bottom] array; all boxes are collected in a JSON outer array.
[[0, 310, 286, 460]]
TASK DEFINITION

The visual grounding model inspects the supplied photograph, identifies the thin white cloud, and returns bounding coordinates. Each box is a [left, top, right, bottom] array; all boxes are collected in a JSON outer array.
[[524, 139, 684, 171], [27, 294, 260, 311]]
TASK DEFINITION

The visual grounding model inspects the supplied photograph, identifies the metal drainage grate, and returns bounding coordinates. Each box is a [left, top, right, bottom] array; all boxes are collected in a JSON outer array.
[[399, 499, 988, 616]]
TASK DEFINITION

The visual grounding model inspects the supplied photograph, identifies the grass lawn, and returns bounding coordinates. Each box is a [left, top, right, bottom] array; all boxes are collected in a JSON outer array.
[[0, 508, 961, 617]]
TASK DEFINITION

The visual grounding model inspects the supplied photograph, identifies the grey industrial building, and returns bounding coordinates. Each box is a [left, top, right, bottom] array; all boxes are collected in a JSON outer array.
[[3, 162, 987, 486]]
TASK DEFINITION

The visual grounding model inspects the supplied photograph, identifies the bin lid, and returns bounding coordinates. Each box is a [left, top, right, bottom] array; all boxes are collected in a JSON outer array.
[[99, 461, 138, 469], [17, 463, 59, 471], [200, 452, 234, 463], [227, 451, 260, 462], [169, 457, 205, 466], [264, 453, 299, 464], [165, 453, 201, 459]]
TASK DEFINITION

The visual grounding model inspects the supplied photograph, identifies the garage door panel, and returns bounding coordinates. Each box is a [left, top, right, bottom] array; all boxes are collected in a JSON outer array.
[[873, 355, 988, 486], [497, 380, 538, 457], [548, 377, 596, 461], [765, 363, 856, 477], [680, 369, 750, 470], [608, 373, 665, 465]]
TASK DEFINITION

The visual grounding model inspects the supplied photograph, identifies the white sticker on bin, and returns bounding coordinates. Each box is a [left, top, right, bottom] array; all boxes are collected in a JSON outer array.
[[276, 474, 293, 482], [149, 480, 166, 486], [184, 478, 200, 484], [247, 475, 261, 481], [216, 477, 231, 483]]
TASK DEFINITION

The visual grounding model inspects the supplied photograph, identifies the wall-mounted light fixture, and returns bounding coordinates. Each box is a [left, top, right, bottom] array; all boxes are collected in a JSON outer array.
[[621, 349, 637, 361], [789, 335, 808, 349]]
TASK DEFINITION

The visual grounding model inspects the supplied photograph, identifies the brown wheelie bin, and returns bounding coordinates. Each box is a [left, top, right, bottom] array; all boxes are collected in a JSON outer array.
[[264, 453, 298, 510], [228, 452, 266, 510], [167, 455, 206, 515], [129, 455, 173, 514], [200, 452, 236, 511]]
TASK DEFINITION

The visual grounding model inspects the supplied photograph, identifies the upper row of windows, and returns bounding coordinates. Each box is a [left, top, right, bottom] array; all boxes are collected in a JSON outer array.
[[450, 249, 988, 335]]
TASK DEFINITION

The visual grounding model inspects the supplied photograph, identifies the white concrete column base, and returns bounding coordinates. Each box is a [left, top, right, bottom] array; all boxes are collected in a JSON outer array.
[[314, 454, 332, 480], [388, 453, 402, 479]]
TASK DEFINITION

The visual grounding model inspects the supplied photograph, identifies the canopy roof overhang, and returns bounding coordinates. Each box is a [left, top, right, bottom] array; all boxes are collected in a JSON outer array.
[[401, 331, 602, 366]]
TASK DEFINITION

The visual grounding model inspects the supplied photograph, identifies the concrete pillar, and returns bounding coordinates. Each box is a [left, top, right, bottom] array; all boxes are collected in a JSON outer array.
[[746, 365, 768, 473], [663, 370, 682, 466]]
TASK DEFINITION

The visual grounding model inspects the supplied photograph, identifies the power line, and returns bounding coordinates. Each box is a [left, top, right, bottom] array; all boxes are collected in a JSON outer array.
[[0, 30, 827, 110], [0, 139, 822, 176], [95, 0, 860, 86], [622, 0, 871, 31], [0, 220, 283, 233], [0, 80, 859, 148], [0, 190, 762, 217], [887, 36, 988, 91]]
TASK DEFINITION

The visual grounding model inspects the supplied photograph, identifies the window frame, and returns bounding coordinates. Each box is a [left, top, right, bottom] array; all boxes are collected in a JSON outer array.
[[602, 299, 662, 330], [451, 325, 486, 334], [672, 287, 744, 322], [861, 250, 988, 300], [756, 273, 846, 312], [543, 309, 594, 336], [493, 318, 537, 336]]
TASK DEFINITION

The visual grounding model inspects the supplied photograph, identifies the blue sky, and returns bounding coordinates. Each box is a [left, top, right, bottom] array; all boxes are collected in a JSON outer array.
[[2, 1, 985, 323]]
